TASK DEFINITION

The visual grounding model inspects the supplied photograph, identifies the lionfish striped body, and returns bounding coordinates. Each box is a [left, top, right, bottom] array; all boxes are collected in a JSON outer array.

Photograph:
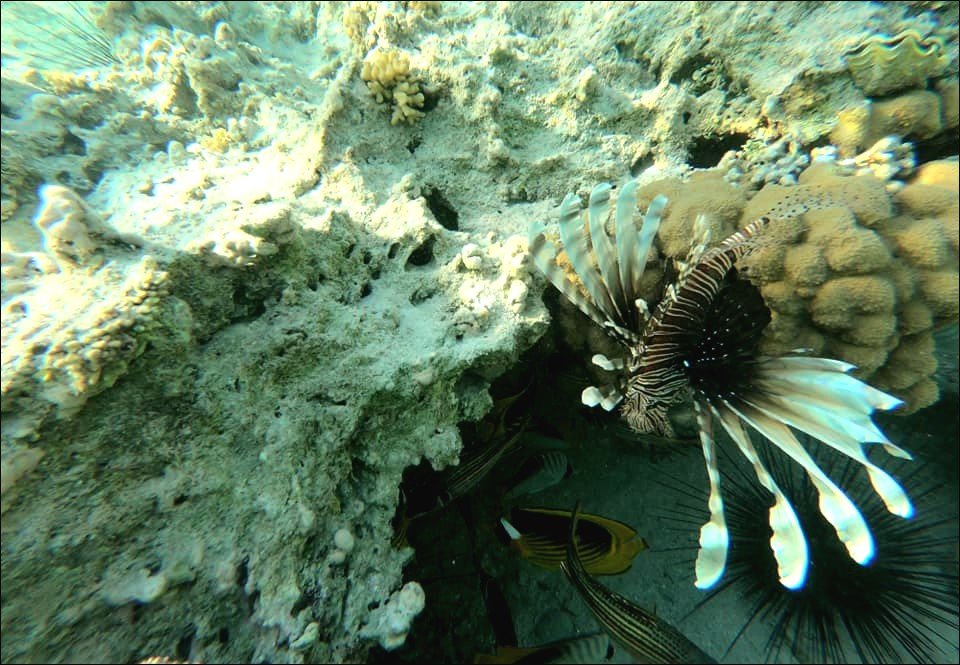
[[529, 180, 914, 591]]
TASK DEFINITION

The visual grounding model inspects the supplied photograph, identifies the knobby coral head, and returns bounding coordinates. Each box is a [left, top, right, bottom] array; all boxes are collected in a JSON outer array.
[[528, 179, 914, 591]]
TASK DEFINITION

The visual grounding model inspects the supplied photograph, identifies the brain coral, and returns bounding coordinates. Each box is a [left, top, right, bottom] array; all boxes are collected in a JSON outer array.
[[638, 159, 959, 414]]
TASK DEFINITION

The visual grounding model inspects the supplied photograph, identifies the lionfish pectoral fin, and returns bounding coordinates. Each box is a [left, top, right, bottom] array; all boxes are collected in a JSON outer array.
[[581, 385, 623, 411], [740, 390, 915, 519], [729, 400, 876, 566], [710, 401, 809, 589], [693, 403, 728, 589], [591, 353, 623, 371], [749, 359, 915, 518]]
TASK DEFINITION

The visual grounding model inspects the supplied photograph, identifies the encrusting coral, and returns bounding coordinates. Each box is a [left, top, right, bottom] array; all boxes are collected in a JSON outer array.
[[1, 186, 178, 451], [360, 47, 426, 125], [829, 87, 953, 157]]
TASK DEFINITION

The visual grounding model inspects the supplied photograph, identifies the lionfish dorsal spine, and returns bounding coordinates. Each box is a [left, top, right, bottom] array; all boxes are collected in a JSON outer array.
[[557, 193, 622, 323], [587, 183, 628, 323], [529, 220, 610, 330]]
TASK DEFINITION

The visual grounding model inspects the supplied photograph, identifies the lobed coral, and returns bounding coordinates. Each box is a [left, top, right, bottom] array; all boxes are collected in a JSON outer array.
[[360, 47, 426, 125], [638, 158, 959, 414], [830, 87, 952, 158]]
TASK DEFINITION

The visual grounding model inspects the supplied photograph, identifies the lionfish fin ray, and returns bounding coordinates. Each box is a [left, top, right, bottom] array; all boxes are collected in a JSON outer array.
[[529, 221, 609, 328], [738, 391, 914, 519], [726, 399, 875, 566], [710, 400, 808, 589], [587, 183, 628, 322], [557, 193, 620, 322], [692, 403, 728, 589]]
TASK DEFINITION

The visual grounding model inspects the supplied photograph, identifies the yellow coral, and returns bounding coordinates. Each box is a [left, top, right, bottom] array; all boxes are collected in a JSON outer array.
[[899, 377, 939, 412], [360, 47, 426, 125], [823, 227, 891, 274], [869, 91, 943, 142], [830, 91, 946, 156], [912, 158, 959, 191], [840, 313, 898, 347], [938, 78, 959, 130], [784, 243, 828, 287], [638, 171, 745, 258], [885, 217, 950, 269], [812, 275, 895, 323], [899, 300, 934, 335], [919, 270, 959, 318]]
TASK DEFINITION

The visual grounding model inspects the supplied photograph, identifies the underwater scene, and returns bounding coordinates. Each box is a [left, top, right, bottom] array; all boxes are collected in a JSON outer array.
[[1, 2, 958, 663]]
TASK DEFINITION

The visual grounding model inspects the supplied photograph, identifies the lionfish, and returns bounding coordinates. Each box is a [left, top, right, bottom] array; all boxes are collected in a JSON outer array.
[[528, 180, 914, 590]]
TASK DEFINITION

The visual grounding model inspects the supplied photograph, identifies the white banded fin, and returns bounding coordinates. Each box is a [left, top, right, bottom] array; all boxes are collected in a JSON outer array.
[[591, 353, 623, 371], [500, 517, 522, 541], [581, 385, 623, 411], [693, 403, 728, 589], [711, 401, 808, 589]]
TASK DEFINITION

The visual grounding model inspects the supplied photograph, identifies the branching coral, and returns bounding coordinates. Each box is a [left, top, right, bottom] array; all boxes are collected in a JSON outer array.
[[361, 47, 426, 125]]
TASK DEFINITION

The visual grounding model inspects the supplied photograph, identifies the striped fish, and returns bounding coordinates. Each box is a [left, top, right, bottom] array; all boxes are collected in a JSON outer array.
[[560, 502, 716, 664], [530, 180, 914, 591]]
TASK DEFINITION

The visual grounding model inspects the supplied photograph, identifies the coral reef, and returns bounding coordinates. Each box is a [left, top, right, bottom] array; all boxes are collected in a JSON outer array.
[[829, 86, 956, 157], [360, 582, 426, 650]]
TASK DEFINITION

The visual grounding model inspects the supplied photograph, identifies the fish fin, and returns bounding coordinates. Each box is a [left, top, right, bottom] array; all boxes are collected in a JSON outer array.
[[557, 193, 621, 322], [529, 221, 609, 329], [740, 386, 913, 519], [692, 401, 728, 589], [587, 183, 628, 324], [710, 400, 809, 589], [727, 398, 876, 566]]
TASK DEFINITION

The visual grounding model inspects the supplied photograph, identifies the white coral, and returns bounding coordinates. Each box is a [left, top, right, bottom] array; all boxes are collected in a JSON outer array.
[[360, 581, 425, 651]]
